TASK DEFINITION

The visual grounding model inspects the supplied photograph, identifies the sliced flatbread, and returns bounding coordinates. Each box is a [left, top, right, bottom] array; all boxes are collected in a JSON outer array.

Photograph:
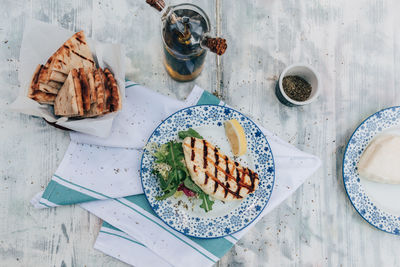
[[100, 68, 111, 113], [28, 89, 56, 104], [84, 68, 105, 117], [54, 71, 79, 116], [94, 68, 105, 114], [47, 31, 95, 75], [71, 69, 84, 116], [54, 69, 84, 117], [28, 64, 59, 95], [28, 31, 99, 112], [87, 69, 96, 103], [104, 68, 122, 112], [38, 31, 95, 88], [38, 81, 62, 94], [78, 68, 91, 111], [28, 65, 56, 104], [49, 70, 67, 83]]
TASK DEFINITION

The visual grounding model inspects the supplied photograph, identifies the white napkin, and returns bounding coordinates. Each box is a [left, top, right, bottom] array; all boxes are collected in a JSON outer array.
[[31, 81, 320, 266]]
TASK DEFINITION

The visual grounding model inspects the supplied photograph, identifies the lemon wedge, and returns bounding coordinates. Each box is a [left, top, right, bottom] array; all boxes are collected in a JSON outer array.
[[224, 119, 247, 156]]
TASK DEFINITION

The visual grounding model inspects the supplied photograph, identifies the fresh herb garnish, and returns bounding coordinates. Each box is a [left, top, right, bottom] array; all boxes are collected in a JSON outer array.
[[199, 193, 214, 212], [178, 128, 203, 139], [152, 129, 214, 212]]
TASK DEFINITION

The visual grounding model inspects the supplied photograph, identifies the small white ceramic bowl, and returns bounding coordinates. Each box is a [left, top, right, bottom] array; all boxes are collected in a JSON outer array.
[[276, 63, 320, 106]]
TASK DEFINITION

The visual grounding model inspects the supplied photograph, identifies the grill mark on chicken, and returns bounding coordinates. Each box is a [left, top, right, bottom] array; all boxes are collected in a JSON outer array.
[[214, 148, 219, 165], [224, 155, 230, 182], [224, 186, 229, 198], [249, 169, 259, 191], [203, 140, 208, 169], [213, 180, 218, 193], [205, 171, 243, 199], [190, 137, 196, 161], [214, 147, 219, 181], [247, 168, 255, 190], [193, 165, 197, 173], [191, 137, 195, 148], [235, 168, 241, 183], [204, 173, 209, 185]]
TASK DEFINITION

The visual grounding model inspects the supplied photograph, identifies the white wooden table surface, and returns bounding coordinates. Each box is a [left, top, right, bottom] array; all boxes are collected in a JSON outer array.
[[2, 0, 400, 266]]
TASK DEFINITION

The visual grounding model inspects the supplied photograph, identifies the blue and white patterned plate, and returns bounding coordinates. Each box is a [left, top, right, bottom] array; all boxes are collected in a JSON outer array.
[[140, 105, 275, 238], [343, 106, 400, 235]]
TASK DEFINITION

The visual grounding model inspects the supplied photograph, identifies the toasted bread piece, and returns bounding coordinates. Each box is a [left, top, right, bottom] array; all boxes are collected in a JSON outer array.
[[38, 82, 61, 94], [87, 69, 96, 103], [28, 90, 56, 104], [29, 64, 42, 92], [39, 31, 95, 87], [30, 65, 59, 95], [78, 68, 91, 111], [83, 68, 107, 117], [71, 69, 84, 116], [48, 31, 94, 75], [28, 65, 56, 104], [54, 71, 79, 116], [104, 68, 122, 112], [94, 68, 105, 114], [49, 70, 67, 83], [84, 68, 105, 117], [99, 68, 111, 113]]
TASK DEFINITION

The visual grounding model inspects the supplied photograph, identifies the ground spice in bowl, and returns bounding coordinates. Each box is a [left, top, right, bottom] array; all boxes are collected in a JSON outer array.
[[282, 75, 312, 102]]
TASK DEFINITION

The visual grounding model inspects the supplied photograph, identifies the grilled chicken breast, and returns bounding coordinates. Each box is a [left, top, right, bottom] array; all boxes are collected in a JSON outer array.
[[183, 137, 259, 201]]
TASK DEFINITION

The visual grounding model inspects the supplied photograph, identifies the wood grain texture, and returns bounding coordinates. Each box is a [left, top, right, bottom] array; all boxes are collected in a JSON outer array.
[[1, 0, 400, 266]]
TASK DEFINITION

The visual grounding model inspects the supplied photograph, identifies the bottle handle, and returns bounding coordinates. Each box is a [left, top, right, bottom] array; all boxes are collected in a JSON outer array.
[[146, 0, 165, 12], [201, 37, 228, 56]]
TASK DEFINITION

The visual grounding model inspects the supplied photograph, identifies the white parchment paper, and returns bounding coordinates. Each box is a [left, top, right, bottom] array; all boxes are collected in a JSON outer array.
[[9, 19, 125, 138]]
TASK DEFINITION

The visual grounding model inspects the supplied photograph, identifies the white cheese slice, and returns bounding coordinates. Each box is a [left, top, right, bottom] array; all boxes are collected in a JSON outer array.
[[358, 134, 400, 184]]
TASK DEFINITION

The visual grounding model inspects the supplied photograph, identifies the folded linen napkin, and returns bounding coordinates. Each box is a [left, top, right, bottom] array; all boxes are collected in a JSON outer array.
[[31, 81, 321, 266]]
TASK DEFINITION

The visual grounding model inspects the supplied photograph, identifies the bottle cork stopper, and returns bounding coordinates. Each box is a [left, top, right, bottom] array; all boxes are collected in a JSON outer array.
[[205, 37, 227, 56], [146, 0, 165, 12]]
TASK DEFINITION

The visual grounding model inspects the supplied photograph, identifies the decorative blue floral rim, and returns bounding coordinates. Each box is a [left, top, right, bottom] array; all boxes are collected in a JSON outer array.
[[343, 106, 400, 235], [140, 105, 275, 239]]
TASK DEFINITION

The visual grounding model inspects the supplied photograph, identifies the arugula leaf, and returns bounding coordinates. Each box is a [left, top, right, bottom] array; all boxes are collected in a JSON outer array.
[[155, 186, 178, 200], [183, 177, 202, 194], [165, 142, 185, 168], [199, 193, 214, 212], [178, 128, 203, 140]]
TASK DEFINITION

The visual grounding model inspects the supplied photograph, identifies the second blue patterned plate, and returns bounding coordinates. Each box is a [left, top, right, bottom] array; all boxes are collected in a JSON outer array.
[[343, 106, 400, 235]]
